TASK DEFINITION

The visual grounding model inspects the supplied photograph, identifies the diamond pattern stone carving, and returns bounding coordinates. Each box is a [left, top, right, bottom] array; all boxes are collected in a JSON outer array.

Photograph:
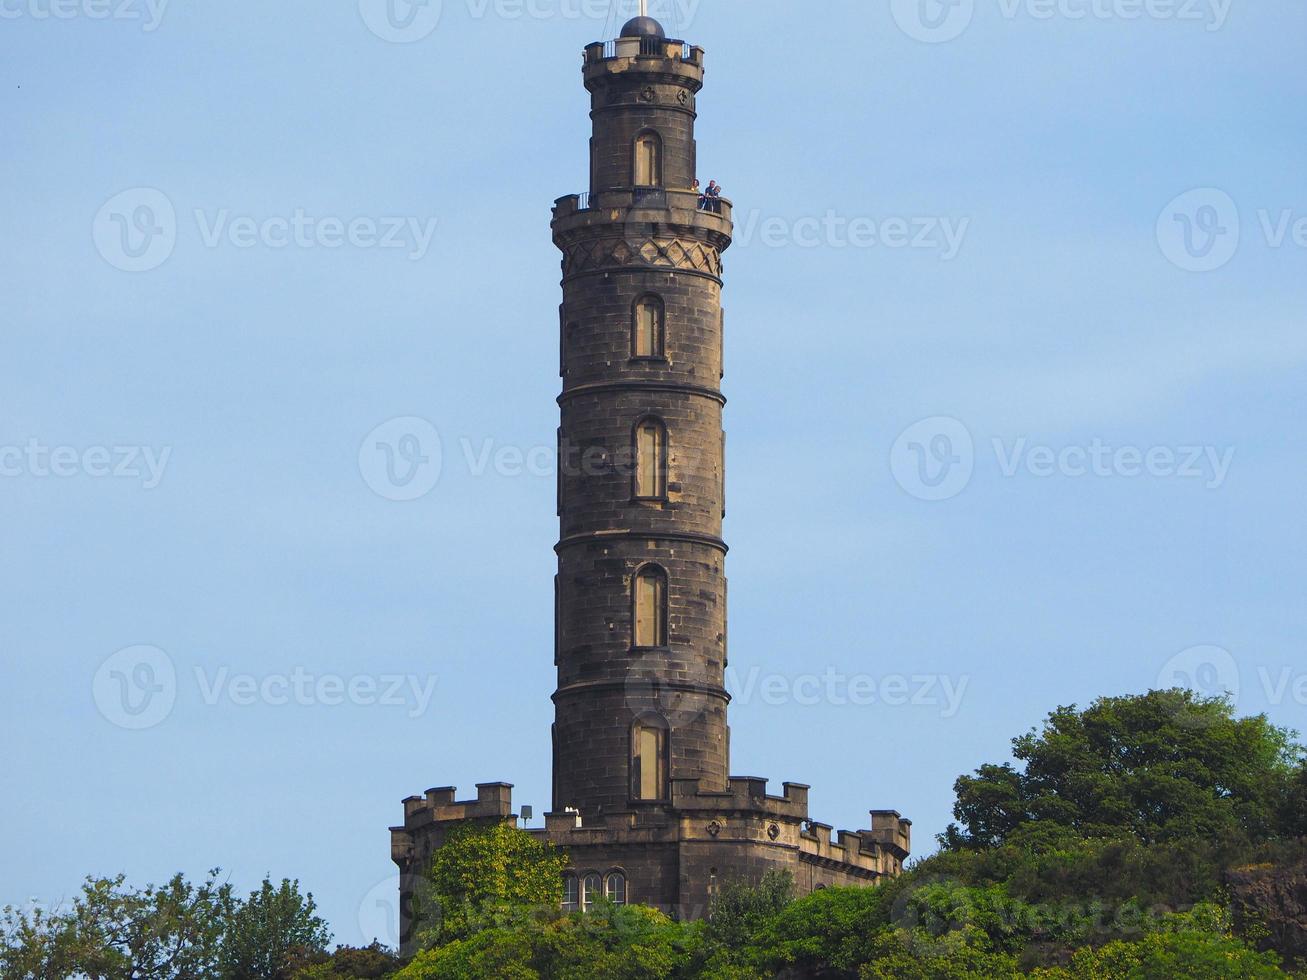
[[562, 237, 722, 277]]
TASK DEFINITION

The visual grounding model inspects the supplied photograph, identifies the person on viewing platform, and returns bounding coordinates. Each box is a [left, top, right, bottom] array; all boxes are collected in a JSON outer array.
[[705, 180, 722, 213]]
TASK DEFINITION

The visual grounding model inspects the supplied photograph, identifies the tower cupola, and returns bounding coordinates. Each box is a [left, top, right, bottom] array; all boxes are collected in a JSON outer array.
[[621, 15, 666, 39]]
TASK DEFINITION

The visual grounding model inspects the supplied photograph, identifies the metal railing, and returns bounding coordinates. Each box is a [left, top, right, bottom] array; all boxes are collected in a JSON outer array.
[[560, 189, 732, 222], [592, 38, 692, 62]]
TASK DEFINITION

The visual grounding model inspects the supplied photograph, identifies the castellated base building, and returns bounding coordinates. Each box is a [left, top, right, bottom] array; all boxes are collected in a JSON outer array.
[[390, 16, 910, 938]]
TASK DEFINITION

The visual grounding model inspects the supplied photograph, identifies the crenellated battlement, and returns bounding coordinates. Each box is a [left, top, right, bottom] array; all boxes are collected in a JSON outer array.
[[392, 772, 909, 940], [537, 776, 909, 877], [672, 776, 811, 818], [552, 188, 734, 228], [393, 779, 909, 865], [582, 38, 705, 103], [869, 810, 913, 858], [669, 776, 912, 876], [797, 815, 912, 876], [398, 782, 515, 827]]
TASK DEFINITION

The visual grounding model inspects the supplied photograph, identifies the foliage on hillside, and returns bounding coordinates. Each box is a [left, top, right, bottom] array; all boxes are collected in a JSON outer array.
[[420, 820, 568, 946], [386, 690, 1307, 978], [4, 691, 1303, 978], [941, 689, 1304, 851], [0, 872, 333, 980]]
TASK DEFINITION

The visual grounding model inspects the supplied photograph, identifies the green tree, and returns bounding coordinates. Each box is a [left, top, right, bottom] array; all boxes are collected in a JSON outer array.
[[1, 900, 80, 979], [943, 690, 1303, 850], [396, 903, 692, 980], [703, 870, 793, 949], [219, 877, 332, 979], [1032, 930, 1290, 979], [1, 872, 234, 980], [857, 926, 1022, 979], [421, 821, 568, 945], [285, 942, 400, 979], [714, 882, 894, 976], [1283, 761, 1307, 838]]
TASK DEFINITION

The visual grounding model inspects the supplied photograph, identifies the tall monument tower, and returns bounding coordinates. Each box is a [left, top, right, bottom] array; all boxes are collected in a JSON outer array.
[[551, 13, 731, 818], [391, 16, 910, 939]]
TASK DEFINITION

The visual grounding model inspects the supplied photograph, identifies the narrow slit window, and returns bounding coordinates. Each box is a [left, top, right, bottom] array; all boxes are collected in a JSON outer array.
[[633, 297, 664, 359], [562, 320, 577, 377], [634, 132, 662, 187], [631, 719, 668, 800], [633, 565, 667, 648], [634, 419, 667, 500]]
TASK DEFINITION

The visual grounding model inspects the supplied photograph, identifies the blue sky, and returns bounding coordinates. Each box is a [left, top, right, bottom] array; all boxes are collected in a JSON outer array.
[[2, 0, 1305, 948]]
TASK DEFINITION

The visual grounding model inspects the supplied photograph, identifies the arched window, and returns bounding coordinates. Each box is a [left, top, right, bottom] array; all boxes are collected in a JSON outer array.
[[633, 418, 668, 501], [561, 873, 579, 912], [632, 295, 665, 360], [562, 320, 577, 377], [605, 871, 628, 905], [581, 872, 603, 912], [632, 564, 668, 648], [634, 131, 663, 187], [631, 715, 669, 801]]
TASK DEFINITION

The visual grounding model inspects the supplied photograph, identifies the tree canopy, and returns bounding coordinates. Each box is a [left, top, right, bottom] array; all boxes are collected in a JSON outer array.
[[0, 872, 332, 980], [942, 689, 1304, 850], [421, 821, 568, 945]]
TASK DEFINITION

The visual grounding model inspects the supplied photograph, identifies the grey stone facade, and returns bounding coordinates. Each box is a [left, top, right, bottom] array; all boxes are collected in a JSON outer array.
[[390, 20, 909, 944]]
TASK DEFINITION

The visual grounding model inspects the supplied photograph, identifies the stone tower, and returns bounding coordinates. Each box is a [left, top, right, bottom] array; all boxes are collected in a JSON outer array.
[[550, 13, 732, 819], [390, 17, 910, 943]]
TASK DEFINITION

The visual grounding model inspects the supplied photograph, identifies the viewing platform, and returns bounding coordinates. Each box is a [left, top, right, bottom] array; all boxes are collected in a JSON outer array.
[[551, 189, 735, 271], [582, 32, 706, 90], [586, 37, 702, 65], [555, 188, 732, 224]]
